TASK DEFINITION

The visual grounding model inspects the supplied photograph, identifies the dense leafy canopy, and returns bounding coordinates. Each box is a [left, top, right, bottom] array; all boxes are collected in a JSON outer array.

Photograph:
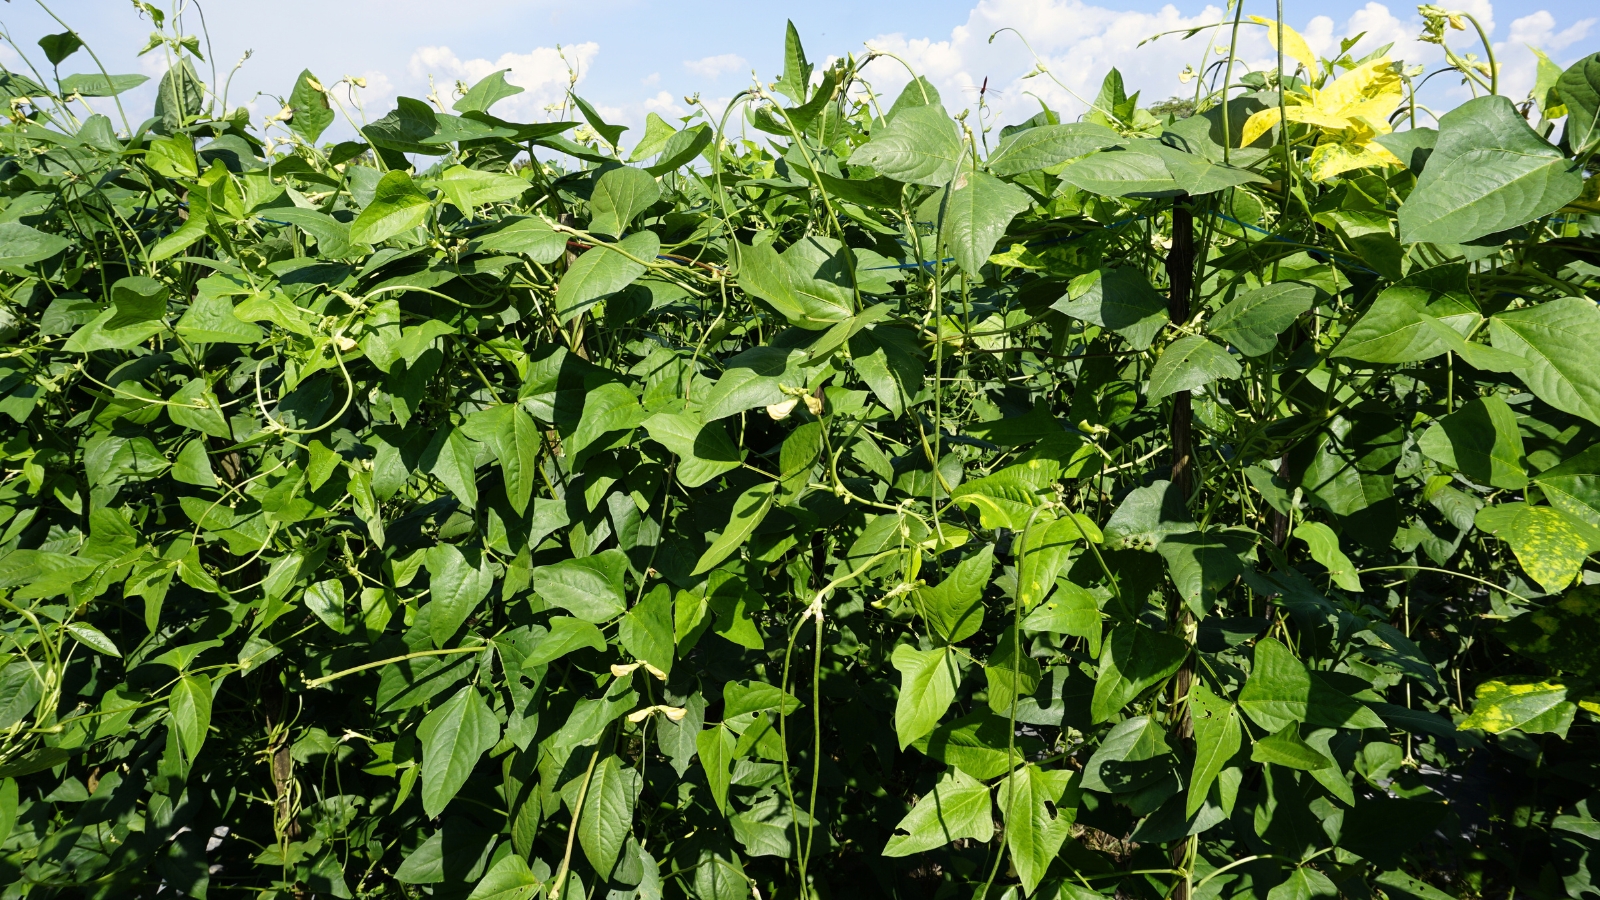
[[1, 7, 1599, 900]]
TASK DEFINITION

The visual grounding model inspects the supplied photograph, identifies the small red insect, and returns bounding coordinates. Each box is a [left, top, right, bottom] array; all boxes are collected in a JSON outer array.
[[962, 76, 1002, 99]]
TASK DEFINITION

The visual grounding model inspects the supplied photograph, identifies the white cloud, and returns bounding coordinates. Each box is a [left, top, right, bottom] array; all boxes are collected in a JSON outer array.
[[350, 70, 396, 119], [848, 0, 1593, 133], [642, 72, 661, 86], [1495, 11, 1595, 102], [643, 90, 687, 118], [683, 53, 748, 79], [406, 42, 599, 120]]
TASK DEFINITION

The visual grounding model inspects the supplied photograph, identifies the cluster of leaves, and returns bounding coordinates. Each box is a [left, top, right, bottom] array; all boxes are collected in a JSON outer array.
[[1, 6, 1600, 900]]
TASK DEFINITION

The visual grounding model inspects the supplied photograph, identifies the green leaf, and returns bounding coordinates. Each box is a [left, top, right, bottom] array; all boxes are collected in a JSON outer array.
[[168, 672, 212, 759], [881, 768, 993, 857], [911, 712, 1033, 780], [567, 382, 645, 465], [1154, 143, 1268, 195], [942, 165, 1031, 276], [572, 754, 639, 877], [434, 165, 529, 211], [1103, 480, 1193, 550], [1490, 297, 1600, 428], [1418, 396, 1527, 489], [304, 579, 348, 633], [0, 778, 16, 848], [571, 93, 627, 147], [706, 575, 766, 650], [986, 625, 1044, 716], [1147, 335, 1242, 400], [419, 686, 500, 817], [986, 122, 1122, 176], [472, 217, 567, 263], [1460, 677, 1575, 737], [1474, 501, 1600, 592], [645, 123, 713, 175], [167, 377, 230, 439], [524, 616, 607, 668], [892, 644, 961, 749], [693, 482, 776, 575], [695, 725, 737, 814], [1399, 96, 1583, 244], [0, 223, 71, 268], [1157, 529, 1256, 616], [848, 326, 925, 417], [773, 21, 813, 104], [420, 427, 479, 511], [1017, 515, 1092, 611], [1208, 282, 1315, 356], [425, 544, 494, 645], [154, 59, 203, 131], [349, 170, 431, 245], [175, 292, 263, 343], [643, 412, 741, 488], [465, 854, 540, 900], [1333, 284, 1465, 364], [1293, 522, 1362, 593], [723, 680, 801, 718], [1266, 867, 1339, 900], [1251, 724, 1334, 770], [533, 549, 629, 622], [849, 104, 963, 186], [1238, 637, 1385, 732], [556, 231, 658, 323], [1053, 268, 1168, 351], [1375, 870, 1459, 900], [620, 584, 676, 677], [1022, 581, 1102, 656], [914, 543, 991, 644], [454, 69, 524, 115], [172, 440, 216, 487], [1188, 682, 1240, 817], [589, 165, 661, 236], [1534, 444, 1600, 526], [952, 459, 1066, 531], [66, 622, 120, 657], [37, 31, 83, 65], [59, 73, 147, 97], [465, 404, 538, 514], [147, 135, 198, 179], [1558, 52, 1600, 155], [1091, 624, 1188, 723], [628, 112, 678, 162], [998, 766, 1079, 894], [1058, 144, 1180, 198], [362, 97, 446, 155], [287, 70, 334, 144], [736, 239, 853, 330]]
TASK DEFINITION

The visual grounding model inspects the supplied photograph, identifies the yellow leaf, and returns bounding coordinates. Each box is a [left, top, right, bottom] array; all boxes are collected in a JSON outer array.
[[1284, 103, 1357, 132], [1476, 502, 1600, 593], [1305, 137, 1402, 181], [1240, 107, 1282, 148], [1306, 58, 1403, 131], [1250, 16, 1320, 79]]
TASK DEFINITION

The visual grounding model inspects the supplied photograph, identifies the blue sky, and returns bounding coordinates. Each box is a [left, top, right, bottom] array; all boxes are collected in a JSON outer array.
[[2, 0, 1595, 146]]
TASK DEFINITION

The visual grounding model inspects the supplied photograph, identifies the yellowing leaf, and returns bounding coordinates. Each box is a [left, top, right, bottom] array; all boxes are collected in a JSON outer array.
[[1475, 502, 1600, 592], [1306, 136, 1403, 181], [1252, 58, 1405, 180], [1250, 16, 1319, 78], [1240, 107, 1282, 148], [1460, 677, 1575, 737]]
